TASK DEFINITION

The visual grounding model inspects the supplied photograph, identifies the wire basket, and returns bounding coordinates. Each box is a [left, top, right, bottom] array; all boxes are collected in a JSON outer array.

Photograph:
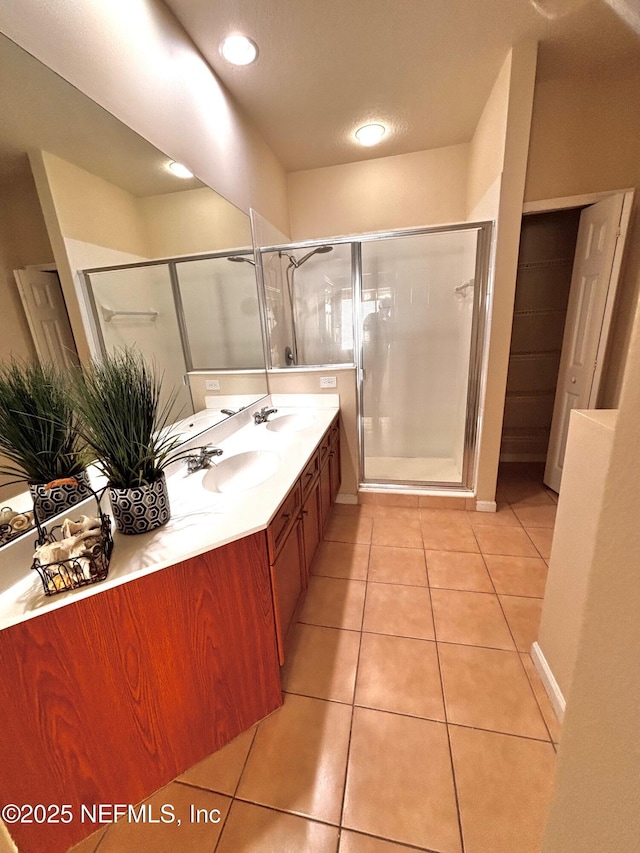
[[31, 478, 113, 596]]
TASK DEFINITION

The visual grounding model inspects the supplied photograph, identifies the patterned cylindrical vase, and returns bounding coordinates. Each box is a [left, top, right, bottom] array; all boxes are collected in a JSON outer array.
[[30, 470, 93, 523], [108, 473, 171, 535]]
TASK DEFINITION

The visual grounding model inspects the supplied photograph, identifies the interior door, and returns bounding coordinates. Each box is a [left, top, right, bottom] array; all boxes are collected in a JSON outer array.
[[544, 193, 627, 492], [14, 268, 78, 368]]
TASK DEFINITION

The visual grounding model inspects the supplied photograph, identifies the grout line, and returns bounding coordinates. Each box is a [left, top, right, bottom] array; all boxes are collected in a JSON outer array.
[[431, 569, 466, 853], [336, 542, 369, 829]]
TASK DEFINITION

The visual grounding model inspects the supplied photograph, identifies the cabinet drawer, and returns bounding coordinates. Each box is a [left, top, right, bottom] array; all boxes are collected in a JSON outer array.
[[267, 482, 301, 562], [300, 451, 320, 499]]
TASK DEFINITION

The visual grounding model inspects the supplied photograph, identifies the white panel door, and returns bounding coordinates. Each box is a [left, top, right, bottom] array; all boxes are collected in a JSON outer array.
[[14, 268, 78, 368], [544, 194, 626, 493]]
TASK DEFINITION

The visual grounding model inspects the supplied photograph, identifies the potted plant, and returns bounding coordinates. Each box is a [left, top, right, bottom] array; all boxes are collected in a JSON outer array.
[[0, 360, 91, 523], [72, 349, 185, 535]]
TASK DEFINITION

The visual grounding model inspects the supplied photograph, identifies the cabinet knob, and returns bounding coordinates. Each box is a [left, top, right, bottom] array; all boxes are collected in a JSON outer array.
[[570, 376, 577, 384]]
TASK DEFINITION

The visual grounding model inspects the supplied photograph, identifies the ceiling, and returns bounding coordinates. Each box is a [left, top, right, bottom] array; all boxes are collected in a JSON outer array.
[[164, 0, 640, 172]]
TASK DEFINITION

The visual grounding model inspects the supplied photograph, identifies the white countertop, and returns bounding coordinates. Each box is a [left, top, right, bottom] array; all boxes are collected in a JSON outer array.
[[0, 396, 339, 631]]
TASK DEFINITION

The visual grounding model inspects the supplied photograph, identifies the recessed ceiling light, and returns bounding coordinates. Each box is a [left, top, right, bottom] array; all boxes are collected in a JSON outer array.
[[355, 123, 387, 146], [220, 35, 258, 66], [168, 161, 193, 179]]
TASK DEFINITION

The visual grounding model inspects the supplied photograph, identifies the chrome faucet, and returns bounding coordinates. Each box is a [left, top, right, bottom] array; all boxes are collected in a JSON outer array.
[[253, 406, 278, 424], [186, 445, 223, 474]]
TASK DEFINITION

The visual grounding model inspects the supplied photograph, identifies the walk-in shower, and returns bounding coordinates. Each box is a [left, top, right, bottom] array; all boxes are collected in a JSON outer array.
[[257, 221, 492, 491]]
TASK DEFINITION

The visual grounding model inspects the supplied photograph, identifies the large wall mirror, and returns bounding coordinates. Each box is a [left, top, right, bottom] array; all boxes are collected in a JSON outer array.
[[0, 32, 268, 534]]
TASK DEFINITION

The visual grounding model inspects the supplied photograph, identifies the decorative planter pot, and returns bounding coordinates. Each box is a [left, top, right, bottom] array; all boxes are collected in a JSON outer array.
[[108, 473, 171, 535], [30, 470, 92, 523]]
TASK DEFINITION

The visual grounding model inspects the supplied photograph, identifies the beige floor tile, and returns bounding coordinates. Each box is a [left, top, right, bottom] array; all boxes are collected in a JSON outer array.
[[362, 582, 434, 639], [343, 708, 461, 852], [431, 589, 515, 649], [420, 523, 479, 553], [500, 595, 543, 652], [68, 827, 107, 852], [419, 496, 467, 510], [426, 550, 493, 592], [216, 800, 339, 853], [466, 503, 520, 527], [419, 508, 472, 526], [368, 545, 427, 586], [299, 576, 366, 630], [449, 726, 556, 853], [484, 554, 548, 598], [501, 483, 555, 506], [512, 502, 557, 528], [178, 727, 256, 795], [371, 515, 423, 548], [325, 514, 373, 544], [372, 506, 421, 521], [311, 540, 370, 580], [282, 623, 360, 703], [339, 829, 426, 852], [526, 527, 554, 559], [98, 783, 231, 852], [520, 653, 562, 743], [438, 644, 548, 739], [375, 493, 419, 508], [237, 693, 351, 824], [332, 503, 375, 518], [355, 633, 445, 720], [473, 525, 539, 557]]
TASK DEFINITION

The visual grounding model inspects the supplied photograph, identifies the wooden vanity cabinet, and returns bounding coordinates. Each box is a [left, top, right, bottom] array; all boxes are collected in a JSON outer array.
[[267, 415, 340, 663]]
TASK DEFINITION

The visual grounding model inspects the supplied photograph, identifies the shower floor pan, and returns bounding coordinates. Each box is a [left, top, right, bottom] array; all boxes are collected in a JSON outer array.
[[364, 455, 461, 484]]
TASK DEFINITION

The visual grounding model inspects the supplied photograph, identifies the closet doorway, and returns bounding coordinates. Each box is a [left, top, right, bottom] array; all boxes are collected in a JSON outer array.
[[500, 190, 633, 493]]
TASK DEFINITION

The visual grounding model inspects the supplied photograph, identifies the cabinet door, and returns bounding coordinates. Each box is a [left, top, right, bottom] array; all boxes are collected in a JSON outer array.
[[320, 460, 332, 530], [329, 437, 341, 503], [270, 520, 304, 664], [301, 481, 321, 584]]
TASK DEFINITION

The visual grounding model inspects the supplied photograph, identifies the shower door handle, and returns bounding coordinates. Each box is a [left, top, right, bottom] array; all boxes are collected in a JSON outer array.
[[360, 367, 367, 381]]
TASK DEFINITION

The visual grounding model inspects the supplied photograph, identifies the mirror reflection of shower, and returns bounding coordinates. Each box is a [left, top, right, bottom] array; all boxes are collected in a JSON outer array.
[[280, 246, 333, 365]]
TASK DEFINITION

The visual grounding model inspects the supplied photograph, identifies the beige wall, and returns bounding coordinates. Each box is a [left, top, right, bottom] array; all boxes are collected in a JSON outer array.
[[473, 42, 538, 502], [465, 53, 510, 219], [141, 187, 252, 257], [525, 70, 640, 409], [542, 291, 640, 852], [536, 409, 616, 701], [189, 371, 268, 411], [42, 152, 150, 257], [0, 170, 49, 362], [0, 0, 289, 235], [287, 144, 469, 240], [266, 368, 359, 498]]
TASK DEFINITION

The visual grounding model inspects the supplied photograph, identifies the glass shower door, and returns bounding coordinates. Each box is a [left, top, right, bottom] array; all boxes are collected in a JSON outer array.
[[359, 226, 483, 487]]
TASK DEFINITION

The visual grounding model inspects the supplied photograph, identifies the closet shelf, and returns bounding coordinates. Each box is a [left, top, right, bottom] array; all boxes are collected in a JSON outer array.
[[517, 258, 573, 271]]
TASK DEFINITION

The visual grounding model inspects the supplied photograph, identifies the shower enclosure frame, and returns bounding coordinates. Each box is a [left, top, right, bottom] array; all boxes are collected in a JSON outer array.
[[256, 221, 493, 493], [355, 220, 494, 493], [81, 248, 257, 373]]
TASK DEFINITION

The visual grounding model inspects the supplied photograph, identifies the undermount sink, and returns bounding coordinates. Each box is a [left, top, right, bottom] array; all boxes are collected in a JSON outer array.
[[266, 412, 315, 433], [202, 450, 279, 494]]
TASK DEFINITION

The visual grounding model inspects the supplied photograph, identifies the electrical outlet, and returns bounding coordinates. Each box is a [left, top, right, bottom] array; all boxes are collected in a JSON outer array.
[[205, 379, 220, 391], [320, 376, 337, 388]]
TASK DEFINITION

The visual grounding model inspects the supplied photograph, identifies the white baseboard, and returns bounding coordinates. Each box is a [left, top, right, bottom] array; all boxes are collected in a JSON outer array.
[[475, 500, 497, 513], [335, 493, 358, 505], [531, 641, 566, 723]]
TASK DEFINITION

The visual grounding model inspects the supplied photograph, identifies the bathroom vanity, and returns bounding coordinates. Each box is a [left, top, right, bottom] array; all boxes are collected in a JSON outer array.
[[0, 398, 340, 853]]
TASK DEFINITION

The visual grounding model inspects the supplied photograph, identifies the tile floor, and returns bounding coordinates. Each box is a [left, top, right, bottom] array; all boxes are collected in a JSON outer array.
[[72, 463, 560, 853]]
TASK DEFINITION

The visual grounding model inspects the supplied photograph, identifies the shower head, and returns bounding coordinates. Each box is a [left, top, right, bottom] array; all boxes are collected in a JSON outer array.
[[227, 255, 256, 266], [281, 245, 334, 269], [296, 245, 334, 267]]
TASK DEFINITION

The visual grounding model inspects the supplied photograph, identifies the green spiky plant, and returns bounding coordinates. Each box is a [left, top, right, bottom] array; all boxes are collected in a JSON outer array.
[[0, 360, 88, 486], [72, 348, 186, 490]]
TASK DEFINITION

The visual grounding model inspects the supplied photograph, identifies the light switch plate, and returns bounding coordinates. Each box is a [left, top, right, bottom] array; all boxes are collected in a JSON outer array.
[[320, 376, 337, 388], [205, 379, 221, 391]]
